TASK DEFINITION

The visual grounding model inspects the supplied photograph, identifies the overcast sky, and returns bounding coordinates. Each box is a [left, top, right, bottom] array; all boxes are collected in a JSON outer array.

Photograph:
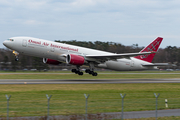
[[1, 0, 180, 48]]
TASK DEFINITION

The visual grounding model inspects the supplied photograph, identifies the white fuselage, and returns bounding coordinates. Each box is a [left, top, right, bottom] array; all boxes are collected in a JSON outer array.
[[3, 37, 156, 71]]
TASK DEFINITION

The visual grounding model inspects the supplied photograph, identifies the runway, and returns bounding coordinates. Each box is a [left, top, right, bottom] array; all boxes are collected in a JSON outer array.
[[14, 109, 180, 119], [0, 72, 180, 74], [1, 78, 180, 84]]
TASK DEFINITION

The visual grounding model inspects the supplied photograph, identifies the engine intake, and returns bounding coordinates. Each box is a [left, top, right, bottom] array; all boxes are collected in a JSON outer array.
[[66, 54, 85, 65], [43, 58, 61, 65]]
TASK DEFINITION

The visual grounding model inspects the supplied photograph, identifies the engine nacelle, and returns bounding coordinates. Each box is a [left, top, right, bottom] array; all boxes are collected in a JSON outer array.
[[66, 54, 85, 65], [43, 58, 61, 65]]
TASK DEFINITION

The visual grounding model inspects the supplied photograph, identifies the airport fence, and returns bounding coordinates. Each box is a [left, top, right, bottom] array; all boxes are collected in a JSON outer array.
[[0, 93, 180, 120]]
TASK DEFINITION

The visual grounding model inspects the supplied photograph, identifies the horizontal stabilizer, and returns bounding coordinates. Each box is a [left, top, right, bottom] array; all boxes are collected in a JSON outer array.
[[142, 63, 176, 66]]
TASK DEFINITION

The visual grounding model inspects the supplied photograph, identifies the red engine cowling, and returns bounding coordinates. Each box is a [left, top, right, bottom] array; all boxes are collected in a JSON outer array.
[[43, 58, 61, 65], [66, 54, 85, 65]]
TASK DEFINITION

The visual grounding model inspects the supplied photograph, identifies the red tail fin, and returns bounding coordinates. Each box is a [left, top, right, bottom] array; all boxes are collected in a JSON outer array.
[[134, 37, 163, 63]]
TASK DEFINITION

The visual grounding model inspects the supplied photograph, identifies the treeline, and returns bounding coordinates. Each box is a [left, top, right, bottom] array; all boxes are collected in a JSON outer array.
[[0, 40, 179, 71]]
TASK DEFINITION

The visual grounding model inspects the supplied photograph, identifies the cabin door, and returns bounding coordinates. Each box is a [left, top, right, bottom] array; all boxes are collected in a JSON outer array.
[[22, 39, 27, 47]]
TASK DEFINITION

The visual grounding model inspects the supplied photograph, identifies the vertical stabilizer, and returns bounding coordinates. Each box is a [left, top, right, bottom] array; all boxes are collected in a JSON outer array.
[[134, 37, 163, 63]]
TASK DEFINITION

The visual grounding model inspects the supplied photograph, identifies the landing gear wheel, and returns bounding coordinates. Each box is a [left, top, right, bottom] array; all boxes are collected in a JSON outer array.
[[92, 72, 98, 76], [78, 72, 83, 75], [15, 58, 19, 61], [89, 71, 94, 75], [71, 68, 84, 75], [85, 69, 90, 73], [71, 69, 76, 72], [75, 70, 79, 74]]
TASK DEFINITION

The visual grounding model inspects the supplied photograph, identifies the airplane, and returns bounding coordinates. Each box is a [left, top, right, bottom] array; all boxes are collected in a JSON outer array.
[[3, 36, 167, 76]]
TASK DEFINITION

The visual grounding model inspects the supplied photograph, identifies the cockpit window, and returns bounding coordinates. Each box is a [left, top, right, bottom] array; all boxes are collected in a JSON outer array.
[[7, 39, 14, 41]]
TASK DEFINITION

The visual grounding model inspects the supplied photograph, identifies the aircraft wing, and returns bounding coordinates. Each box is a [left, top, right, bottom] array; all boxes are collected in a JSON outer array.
[[85, 51, 155, 61]]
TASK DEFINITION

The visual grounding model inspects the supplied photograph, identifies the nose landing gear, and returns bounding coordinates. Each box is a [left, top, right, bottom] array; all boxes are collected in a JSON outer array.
[[13, 51, 19, 61], [15, 56, 19, 61]]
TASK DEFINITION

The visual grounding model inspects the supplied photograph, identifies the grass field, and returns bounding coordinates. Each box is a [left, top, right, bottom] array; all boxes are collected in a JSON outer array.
[[2, 73, 180, 79], [0, 71, 180, 119], [0, 83, 180, 117]]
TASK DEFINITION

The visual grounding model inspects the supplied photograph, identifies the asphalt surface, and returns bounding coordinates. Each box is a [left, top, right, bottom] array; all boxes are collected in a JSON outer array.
[[1, 72, 180, 74], [1, 78, 180, 84], [95, 109, 180, 119], [9, 109, 180, 119]]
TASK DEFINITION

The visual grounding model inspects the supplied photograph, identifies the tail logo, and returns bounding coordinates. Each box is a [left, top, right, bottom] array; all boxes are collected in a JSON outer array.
[[139, 40, 160, 59], [140, 54, 148, 59], [134, 37, 163, 63]]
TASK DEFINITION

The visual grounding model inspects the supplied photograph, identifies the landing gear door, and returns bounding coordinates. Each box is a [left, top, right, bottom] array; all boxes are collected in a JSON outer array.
[[22, 39, 27, 47], [47, 47, 55, 59], [131, 60, 134, 67], [51, 47, 55, 52]]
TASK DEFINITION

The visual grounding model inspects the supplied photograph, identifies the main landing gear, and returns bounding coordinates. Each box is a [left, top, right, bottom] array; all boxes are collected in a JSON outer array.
[[85, 69, 98, 76], [71, 62, 98, 76], [71, 69, 83, 75], [71, 68, 98, 76], [87, 62, 98, 76], [71, 66, 83, 75]]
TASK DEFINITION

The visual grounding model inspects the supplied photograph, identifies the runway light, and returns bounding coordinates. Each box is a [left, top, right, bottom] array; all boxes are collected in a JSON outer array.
[[165, 99, 168, 108]]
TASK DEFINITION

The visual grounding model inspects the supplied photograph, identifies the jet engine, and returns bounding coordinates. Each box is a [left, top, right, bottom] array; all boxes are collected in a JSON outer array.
[[43, 58, 61, 65], [66, 54, 85, 65]]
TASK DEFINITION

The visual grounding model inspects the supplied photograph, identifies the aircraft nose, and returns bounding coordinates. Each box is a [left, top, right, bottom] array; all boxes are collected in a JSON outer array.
[[3, 40, 10, 48], [3, 40, 7, 46]]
